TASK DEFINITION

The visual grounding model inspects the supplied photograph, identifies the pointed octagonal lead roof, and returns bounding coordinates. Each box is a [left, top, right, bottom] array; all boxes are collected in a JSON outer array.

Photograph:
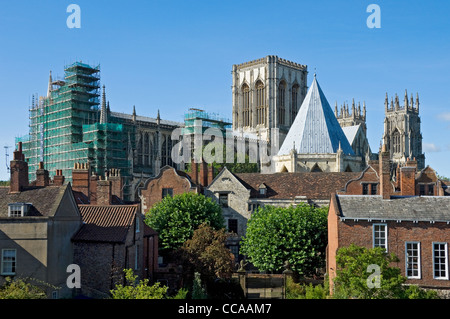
[[278, 75, 354, 156]]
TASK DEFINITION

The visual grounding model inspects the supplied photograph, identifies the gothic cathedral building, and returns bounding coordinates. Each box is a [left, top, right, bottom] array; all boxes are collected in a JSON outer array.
[[382, 91, 425, 170], [232, 55, 308, 148], [231, 56, 425, 173]]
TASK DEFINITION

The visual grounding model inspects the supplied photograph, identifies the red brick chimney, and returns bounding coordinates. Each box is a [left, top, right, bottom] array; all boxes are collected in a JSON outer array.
[[190, 157, 198, 185], [207, 164, 214, 186], [399, 158, 417, 196], [9, 142, 29, 193], [35, 161, 50, 187], [379, 144, 391, 199], [89, 174, 98, 204], [199, 159, 208, 187], [96, 178, 112, 205], [72, 162, 90, 198], [53, 169, 65, 186], [109, 168, 123, 200]]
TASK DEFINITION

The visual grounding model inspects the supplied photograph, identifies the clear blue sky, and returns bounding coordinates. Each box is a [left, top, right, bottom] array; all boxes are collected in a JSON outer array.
[[1, 0, 450, 181]]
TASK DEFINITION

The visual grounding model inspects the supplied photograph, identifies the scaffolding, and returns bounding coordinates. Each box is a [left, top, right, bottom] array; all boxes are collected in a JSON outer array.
[[17, 62, 101, 181], [182, 108, 232, 135], [82, 122, 130, 176]]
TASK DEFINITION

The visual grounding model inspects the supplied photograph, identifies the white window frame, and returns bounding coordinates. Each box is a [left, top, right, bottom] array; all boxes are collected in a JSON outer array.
[[432, 242, 448, 280], [1, 249, 17, 275], [373, 223, 388, 251], [405, 242, 421, 279], [8, 204, 24, 217]]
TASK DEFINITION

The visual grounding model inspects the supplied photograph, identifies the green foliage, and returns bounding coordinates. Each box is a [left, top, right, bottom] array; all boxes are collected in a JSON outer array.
[[186, 142, 259, 174], [169, 288, 189, 299], [401, 285, 439, 299], [145, 193, 225, 253], [240, 204, 328, 276], [0, 277, 47, 299], [333, 244, 439, 299], [110, 269, 168, 299], [286, 277, 328, 299], [0, 180, 10, 186], [192, 272, 208, 299]]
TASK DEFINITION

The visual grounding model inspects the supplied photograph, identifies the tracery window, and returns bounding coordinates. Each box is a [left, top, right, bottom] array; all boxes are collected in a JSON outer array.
[[256, 81, 265, 125], [278, 81, 286, 125], [242, 84, 250, 127]]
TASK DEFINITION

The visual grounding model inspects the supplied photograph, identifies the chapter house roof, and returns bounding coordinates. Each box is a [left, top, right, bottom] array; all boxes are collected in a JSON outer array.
[[278, 75, 354, 156]]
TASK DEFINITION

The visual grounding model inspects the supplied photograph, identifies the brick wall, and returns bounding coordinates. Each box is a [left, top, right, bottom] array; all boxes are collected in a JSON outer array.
[[73, 242, 126, 298], [336, 219, 450, 290], [140, 167, 197, 212]]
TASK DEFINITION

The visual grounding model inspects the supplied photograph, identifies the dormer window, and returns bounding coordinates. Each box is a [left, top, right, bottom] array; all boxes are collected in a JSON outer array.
[[258, 184, 267, 196], [8, 203, 30, 217]]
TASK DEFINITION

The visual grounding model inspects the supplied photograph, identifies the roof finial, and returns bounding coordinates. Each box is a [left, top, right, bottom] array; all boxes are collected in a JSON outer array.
[[100, 85, 107, 124], [47, 70, 52, 98]]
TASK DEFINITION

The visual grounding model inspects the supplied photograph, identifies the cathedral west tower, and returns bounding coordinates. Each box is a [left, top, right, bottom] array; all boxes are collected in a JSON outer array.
[[382, 90, 425, 170]]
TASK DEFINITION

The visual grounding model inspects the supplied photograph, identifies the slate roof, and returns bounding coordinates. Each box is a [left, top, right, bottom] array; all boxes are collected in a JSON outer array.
[[336, 195, 450, 222], [72, 205, 138, 243], [278, 75, 354, 156], [0, 185, 68, 217], [234, 172, 360, 200]]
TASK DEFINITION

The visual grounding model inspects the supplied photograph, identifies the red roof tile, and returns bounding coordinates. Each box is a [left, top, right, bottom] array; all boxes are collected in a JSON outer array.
[[72, 205, 138, 243], [234, 172, 360, 200]]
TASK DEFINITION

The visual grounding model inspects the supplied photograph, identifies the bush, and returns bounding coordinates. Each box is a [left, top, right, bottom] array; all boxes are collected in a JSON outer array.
[[286, 277, 328, 299], [110, 269, 168, 299], [0, 277, 47, 299]]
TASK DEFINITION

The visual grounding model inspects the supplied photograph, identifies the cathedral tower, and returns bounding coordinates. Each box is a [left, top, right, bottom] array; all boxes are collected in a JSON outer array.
[[382, 90, 425, 170], [232, 55, 308, 147]]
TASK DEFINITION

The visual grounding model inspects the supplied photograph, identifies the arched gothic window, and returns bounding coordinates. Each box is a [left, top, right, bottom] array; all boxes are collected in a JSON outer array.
[[242, 84, 250, 127], [256, 81, 265, 125], [278, 81, 286, 125], [392, 130, 401, 154]]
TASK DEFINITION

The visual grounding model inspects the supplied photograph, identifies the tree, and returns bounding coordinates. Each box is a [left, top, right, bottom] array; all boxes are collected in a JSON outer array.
[[0, 277, 47, 299], [240, 204, 328, 277], [110, 269, 168, 299], [332, 244, 439, 299], [186, 142, 259, 174], [179, 223, 235, 280], [145, 192, 225, 253]]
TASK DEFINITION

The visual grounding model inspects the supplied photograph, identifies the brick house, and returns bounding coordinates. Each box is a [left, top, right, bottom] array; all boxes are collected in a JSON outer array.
[[327, 145, 450, 297], [138, 165, 200, 213], [0, 143, 82, 299], [205, 167, 359, 261], [71, 204, 155, 298]]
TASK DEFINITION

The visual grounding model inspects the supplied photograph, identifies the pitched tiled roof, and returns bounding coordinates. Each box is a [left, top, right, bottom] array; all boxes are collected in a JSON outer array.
[[0, 185, 68, 217], [336, 195, 450, 222], [72, 205, 138, 243], [234, 172, 360, 200]]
